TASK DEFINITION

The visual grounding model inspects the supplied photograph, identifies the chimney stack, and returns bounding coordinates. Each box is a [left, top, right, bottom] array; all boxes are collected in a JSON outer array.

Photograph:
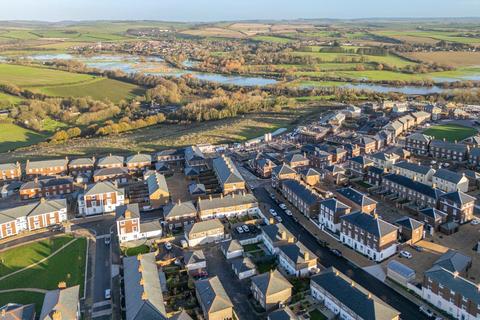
[[52, 311, 62, 320], [304, 251, 309, 261], [57, 281, 67, 289], [280, 231, 287, 240], [125, 210, 131, 219]]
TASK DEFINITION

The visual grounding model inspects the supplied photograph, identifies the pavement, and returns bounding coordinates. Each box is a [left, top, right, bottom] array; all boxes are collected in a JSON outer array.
[[253, 186, 430, 320]]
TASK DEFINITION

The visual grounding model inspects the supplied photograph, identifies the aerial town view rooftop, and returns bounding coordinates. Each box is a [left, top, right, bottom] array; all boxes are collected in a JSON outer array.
[[0, 1, 480, 320]]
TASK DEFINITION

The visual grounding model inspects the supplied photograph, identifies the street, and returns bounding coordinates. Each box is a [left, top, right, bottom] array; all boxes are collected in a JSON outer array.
[[253, 186, 429, 320]]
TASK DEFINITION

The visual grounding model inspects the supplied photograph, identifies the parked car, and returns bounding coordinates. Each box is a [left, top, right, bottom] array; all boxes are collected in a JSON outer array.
[[269, 208, 277, 216], [269, 193, 275, 199], [104, 289, 111, 300], [285, 210, 293, 216], [242, 225, 250, 232], [400, 251, 412, 259], [104, 236, 111, 245], [411, 245, 424, 252], [236, 226, 244, 234], [275, 216, 283, 222], [164, 242, 173, 250], [419, 306, 434, 318], [330, 248, 342, 257], [471, 219, 480, 225], [317, 239, 329, 247], [279, 203, 287, 210]]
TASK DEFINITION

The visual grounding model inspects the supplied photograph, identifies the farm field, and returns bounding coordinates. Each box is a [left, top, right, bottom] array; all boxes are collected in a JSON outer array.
[[0, 92, 22, 107], [404, 51, 480, 67], [0, 122, 49, 153], [375, 30, 480, 45], [423, 123, 477, 142], [36, 77, 145, 102], [292, 51, 416, 68], [251, 35, 293, 43]]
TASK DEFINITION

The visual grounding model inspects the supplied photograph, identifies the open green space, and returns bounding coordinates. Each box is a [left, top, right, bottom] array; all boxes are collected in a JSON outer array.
[[0, 237, 87, 292], [0, 291, 45, 315], [0, 235, 75, 277], [36, 77, 145, 103], [423, 123, 477, 142], [0, 92, 22, 108], [0, 122, 49, 153], [251, 35, 293, 43]]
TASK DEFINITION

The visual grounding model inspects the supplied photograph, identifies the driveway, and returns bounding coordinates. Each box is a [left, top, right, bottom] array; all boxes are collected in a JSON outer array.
[[203, 244, 258, 320]]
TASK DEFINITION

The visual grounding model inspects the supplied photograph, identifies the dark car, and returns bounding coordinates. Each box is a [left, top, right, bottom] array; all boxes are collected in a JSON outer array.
[[316, 239, 329, 247], [330, 248, 342, 257]]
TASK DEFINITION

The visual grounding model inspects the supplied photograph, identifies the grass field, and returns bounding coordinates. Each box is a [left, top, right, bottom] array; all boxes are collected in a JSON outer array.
[[0, 237, 87, 292], [0, 236, 74, 277], [36, 77, 145, 102], [375, 30, 480, 45], [0, 92, 22, 107], [423, 124, 477, 142], [251, 35, 293, 43], [404, 51, 480, 67], [0, 122, 48, 153]]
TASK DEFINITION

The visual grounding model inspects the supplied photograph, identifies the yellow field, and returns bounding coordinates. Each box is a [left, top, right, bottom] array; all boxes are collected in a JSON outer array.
[[404, 51, 480, 67]]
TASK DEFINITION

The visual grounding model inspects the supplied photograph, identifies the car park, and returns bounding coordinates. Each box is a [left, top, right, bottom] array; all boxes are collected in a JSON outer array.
[[400, 251, 412, 259], [236, 226, 244, 233]]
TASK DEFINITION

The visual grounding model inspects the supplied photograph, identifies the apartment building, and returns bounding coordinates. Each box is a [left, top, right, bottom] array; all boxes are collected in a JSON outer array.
[[0, 198, 67, 239], [184, 219, 224, 247], [392, 161, 436, 185], [197, 193, 259, 220], [25, 158, 68, 177], [432, 169, 469, 193], [318, 198, 351, 233], [311, 267, 400, 320], [212, 155, 246, 195], [405, 133, 432, 156], [78, 181, 125, 216], [340, 211, 398, 262], [336, 187, 377, 214], [281, 179, 321, 218]]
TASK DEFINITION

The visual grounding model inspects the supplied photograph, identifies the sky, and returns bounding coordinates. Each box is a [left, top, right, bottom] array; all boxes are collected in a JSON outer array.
[[0, 0, 479, 22]]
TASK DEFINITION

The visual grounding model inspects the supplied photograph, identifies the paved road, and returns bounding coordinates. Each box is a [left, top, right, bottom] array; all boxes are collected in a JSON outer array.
[[253, 187, 429, 320]]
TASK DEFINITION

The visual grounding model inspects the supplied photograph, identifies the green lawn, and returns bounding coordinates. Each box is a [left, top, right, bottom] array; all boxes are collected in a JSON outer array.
[[255, 258, 277, 273], [0, 237, 87, 292], [423, 124, 477, 142], [37, 77, 145, 103], [0, 291, 45, 315], [0, 235, 75, 277], [0, 63, 96, 87], [124, 244, 150, 257], [309, 309, 328, 320], [0, 122, 49, 153]]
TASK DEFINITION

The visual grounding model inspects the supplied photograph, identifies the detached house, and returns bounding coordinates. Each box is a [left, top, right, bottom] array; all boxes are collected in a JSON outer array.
[[252, 156, 277, 178], [78, 181, 125, 216], [432, 169, 469, 193], [0, 162, 21, 183], [26, 158, 68, 177], [251, 270, 292, 311], [284, 153, 309, 170], [278, 242, 318, 277], [212, 155, 246, 195], [0, 198, 67, 239], [195, 276, 233, 320], [311, 267, 400, 320], [281, 180, 321, 218], [395, 216, 424, 244], [340, 211, 398, 262], [418, 208, 448, 233], [93, 167, 130, 184]]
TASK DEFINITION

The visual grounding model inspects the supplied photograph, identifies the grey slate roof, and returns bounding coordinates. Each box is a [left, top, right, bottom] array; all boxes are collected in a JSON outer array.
[[406, 133, 432, 142], [185, 146, 205, 162], [433, 169, 465, 184], [430, 140, 468, 153], [97, 155, 124, 167], [387, 260, 415, 279], [169, 311, 193, 320], [0, 199, 66, 224], [146, 172, 169, 195], [433, 250, 472, 273], [311, 267, 400, 320], [268, 306, 298, 320], [278, 242, 317, 269], [425, 266, 480, 305], [116, 204, 141, 221], [39, 285, 80, 320], [439, 191, 476, 205], [93, 167, 128, 177], [212, 155, 244, 186], [272, 164, 296, 176], [126, 153, 152, 164], [394, 161, 433, 175], [184, 250, 205, 265], [319, 198, 350, 212], [197, 193, 257, 212], [395, 216, 423, 230], [220, 239, 243, 255], [340, 211, 398, 238], [26, 158, 68, 171], [231, 256, 256, 274], [337, 187, 377, 207], [419, 207, 448, 220], [285, 153, 308, 164], [0, 303, 36, 320], [163, 201, 197, 220], [68, 157, 94, 167], [123, 253, 166, 320], [195, 276, 233, 315], [251, 269, 292, 297], [20, 177, 72, 191], [261, 223, 295, 246], [0, 163, 19, 171], [185, 219, 224, 238], [383, 174, 445, 200], [350, 156, 373, 166], [282, 180, 321, 206], [84, 181, 124, 196]]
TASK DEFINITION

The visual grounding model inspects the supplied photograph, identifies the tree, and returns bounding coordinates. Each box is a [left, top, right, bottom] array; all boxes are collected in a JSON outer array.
[[51, 130, 69, 142]]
